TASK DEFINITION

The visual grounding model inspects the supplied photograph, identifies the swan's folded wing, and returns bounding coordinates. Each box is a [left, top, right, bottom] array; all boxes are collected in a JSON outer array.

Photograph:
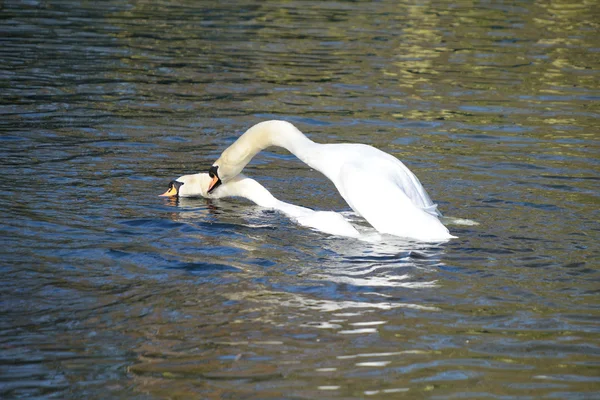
[[337, 163, 454, 242]]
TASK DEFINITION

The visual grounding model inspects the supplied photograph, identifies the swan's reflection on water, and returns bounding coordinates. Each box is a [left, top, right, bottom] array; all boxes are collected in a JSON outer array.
[[167, 197, 446, 299], [315, 224, 445, 290]]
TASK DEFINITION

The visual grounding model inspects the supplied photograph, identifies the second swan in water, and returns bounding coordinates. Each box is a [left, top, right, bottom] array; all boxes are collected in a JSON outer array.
[[205, 120, 455, 242], [160, 173, 361, 238]]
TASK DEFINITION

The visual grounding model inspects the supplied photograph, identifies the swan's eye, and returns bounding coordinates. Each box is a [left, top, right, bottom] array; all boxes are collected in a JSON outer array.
[[208, 165, 218, 178]]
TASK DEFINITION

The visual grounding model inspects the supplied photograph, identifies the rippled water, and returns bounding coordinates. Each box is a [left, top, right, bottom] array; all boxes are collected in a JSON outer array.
[[2, 0, 599, 398]]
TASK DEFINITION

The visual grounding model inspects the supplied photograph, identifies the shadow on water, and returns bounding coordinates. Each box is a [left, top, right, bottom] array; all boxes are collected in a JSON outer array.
[[1, 0, 599, 398]]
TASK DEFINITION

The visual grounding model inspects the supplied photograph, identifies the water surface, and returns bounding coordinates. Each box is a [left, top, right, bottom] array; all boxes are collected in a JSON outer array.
[[1, 0, 599, 398]]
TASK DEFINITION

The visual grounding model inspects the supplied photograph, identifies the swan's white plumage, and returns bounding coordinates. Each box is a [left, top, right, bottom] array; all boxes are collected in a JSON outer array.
[[169, 173, 360, 238], [210, 120, 455, 242]]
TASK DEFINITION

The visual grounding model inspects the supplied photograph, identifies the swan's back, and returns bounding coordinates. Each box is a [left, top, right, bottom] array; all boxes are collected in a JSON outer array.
[[318, 143, 440, 216], [316, 144, 452, 241]]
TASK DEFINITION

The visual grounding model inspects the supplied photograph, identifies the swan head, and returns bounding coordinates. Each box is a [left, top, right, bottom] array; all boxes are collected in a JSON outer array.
[[207, 152, 246, 194], [159, 173, 213, 198], [207, 165, 222, 193], [160, 173, 264, 201], [206, 120, 290, 193]]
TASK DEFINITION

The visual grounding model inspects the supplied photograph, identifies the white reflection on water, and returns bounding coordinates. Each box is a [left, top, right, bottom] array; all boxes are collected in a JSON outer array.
[[356, 361, 392, 367], [337, 350, 431, 359], [173, 196, 446, 296], [350, 321, 387, 326], [312, 274, 438, 288], [310, 230, 446, 289], [228, 290, 441, 312], [365, 388, 410, 395], [339, 328, 378, 334]]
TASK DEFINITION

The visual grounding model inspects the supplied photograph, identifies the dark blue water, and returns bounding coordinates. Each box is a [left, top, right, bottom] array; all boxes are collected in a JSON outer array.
[[1, 0, 599, 398]]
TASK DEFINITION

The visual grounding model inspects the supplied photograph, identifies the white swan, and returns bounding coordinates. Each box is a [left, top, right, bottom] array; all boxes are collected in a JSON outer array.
[[160, 173, 361, 238], [205, 120, 455, 242]]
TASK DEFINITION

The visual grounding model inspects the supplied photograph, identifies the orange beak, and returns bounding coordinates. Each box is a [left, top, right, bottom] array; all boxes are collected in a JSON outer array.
[[207, 174, 219, 193], [159, 186, 178, 197]]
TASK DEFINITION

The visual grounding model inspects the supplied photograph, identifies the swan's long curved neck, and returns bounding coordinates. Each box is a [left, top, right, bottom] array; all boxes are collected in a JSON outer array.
[[217, 175, 315, 218], [219, 120, 319, 174], [209, 174, 360, 238]]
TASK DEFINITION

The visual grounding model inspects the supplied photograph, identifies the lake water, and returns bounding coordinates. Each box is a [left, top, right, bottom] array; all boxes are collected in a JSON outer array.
[[1, 0, 599, 398]]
